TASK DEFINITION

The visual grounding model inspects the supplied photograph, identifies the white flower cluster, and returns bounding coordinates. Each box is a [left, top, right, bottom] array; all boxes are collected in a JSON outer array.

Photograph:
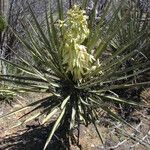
[[59, 5, 95, 82]]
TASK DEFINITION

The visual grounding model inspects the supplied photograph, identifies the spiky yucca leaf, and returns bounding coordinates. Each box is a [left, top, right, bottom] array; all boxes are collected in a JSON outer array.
[[0, 1, 150, 149]]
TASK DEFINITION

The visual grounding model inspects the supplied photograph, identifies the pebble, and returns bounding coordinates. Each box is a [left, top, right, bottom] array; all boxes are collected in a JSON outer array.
[[91, 144, 95, 147]]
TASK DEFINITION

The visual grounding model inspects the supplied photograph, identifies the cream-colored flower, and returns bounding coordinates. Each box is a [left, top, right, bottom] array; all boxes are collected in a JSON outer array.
[[58, 5, 97, 82]]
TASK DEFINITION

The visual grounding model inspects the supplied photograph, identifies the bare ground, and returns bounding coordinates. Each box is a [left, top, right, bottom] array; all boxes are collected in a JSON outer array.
[[0, 89, 150, 150]]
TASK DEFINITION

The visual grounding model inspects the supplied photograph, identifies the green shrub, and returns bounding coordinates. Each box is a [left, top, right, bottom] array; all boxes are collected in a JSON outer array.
[[0, 15, 6, 32], [0, 1, 150, 149], [0, 84, 15, 105]]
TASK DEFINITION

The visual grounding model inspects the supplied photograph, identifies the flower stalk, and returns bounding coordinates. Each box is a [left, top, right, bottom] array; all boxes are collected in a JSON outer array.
[[58, 5, 95, 82]]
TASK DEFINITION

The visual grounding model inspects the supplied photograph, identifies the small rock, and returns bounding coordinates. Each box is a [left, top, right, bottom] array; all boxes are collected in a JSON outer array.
[[91, 144, 95, 148]]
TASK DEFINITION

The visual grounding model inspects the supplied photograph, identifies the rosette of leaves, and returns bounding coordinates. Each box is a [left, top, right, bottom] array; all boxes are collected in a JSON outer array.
[[0, 1, 150, 149]]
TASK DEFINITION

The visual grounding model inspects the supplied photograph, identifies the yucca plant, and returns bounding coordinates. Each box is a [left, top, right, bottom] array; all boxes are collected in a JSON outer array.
[[110, 0, 150, 85], [0, 0, 150, 149], [111, 0, 150, 60]]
